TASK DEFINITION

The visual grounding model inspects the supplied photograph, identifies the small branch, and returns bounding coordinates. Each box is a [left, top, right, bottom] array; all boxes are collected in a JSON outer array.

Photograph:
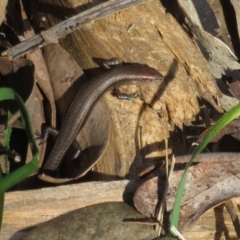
[[3, 0, 150, 60], [225, 200, 240, 238]]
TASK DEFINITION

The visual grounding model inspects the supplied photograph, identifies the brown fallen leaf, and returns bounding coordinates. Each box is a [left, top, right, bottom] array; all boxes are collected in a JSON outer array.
[[133, 152, 240, 230], [21, 202, 157, 240], [227, 79, 240, 100], [197, 119, 240, 143], [38, 44, 111, 183], [0, 57, 31, 75]]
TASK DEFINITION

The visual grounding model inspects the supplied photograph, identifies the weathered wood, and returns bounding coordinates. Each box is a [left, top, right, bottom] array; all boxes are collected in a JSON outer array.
[[36, 0, 221, 179], [4, 0, 150, 59], [2, 180, 240, 240], [3, 181, 129, 240]]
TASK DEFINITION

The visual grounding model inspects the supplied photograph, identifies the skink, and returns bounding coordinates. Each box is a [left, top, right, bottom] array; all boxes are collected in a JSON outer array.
[[39, 63, 163, 179]]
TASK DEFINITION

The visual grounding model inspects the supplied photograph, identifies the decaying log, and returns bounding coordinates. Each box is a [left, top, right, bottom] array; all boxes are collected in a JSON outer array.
[[31, 0, 222, 179]]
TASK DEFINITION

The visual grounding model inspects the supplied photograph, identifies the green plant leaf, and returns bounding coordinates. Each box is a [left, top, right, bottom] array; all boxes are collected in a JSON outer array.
[[169, 103, 240, 237]]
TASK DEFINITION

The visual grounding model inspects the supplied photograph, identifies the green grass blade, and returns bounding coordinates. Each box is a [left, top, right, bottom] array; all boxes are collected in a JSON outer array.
[[170, 103, 240, 237], [0, 87, 39, 194], [0, 88, 38, 154], [0, 193, 4, 232], [0, 111, 13, 231], [3, 111, 13, 174]]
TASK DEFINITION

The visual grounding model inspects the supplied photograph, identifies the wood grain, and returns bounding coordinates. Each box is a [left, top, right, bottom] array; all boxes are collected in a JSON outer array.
[[2, 180, 240, 240]]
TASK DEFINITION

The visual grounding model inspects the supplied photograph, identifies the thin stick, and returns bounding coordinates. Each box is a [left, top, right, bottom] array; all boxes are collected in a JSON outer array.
[[3, 0, 150, 60]]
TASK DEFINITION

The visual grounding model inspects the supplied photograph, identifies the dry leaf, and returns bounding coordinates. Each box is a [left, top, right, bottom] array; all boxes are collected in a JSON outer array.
[[133, 153, 240, 230]]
